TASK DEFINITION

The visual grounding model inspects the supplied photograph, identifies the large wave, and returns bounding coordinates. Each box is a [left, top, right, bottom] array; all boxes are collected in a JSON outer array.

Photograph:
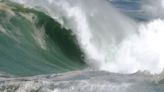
[[1, 0, 164, 92], [11, 0, 164, 74], [0, 1, 85, 76], [1, 0, 164, 76]]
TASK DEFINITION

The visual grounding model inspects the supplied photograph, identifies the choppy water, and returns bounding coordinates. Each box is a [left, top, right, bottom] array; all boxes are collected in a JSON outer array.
[[1, 70, 164, 92], [1, 0, 164, 92]]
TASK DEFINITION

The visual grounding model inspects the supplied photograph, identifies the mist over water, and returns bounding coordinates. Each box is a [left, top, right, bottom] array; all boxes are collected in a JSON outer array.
[[1, 0, 164, 92], [11, 0, 164, 74]]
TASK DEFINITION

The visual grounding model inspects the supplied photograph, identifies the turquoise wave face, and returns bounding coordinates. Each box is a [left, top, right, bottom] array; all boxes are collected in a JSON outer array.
[[0, 2, 86, 76]]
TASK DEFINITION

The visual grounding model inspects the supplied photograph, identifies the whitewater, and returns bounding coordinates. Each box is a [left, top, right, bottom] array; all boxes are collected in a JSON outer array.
[[12, 0, 164, 74], [0, 0, 164, 92]]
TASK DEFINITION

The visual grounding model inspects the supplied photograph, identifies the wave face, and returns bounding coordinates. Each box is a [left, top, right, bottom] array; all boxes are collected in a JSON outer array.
[[11, 0, 164, 74], [1, 0, 164, 75], [0, 1, 85, 76], [1, 0, 164, 92]]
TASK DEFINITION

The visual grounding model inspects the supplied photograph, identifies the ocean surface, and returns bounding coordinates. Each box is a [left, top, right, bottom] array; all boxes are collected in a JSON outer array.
[[0, 0, 164, 92]]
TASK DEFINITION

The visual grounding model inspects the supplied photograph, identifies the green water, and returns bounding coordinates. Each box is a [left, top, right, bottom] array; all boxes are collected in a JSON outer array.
[[0, 2, 86, 76]]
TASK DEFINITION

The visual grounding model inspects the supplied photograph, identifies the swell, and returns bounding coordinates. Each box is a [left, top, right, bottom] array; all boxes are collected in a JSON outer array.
[[0, 1, 85, 76]]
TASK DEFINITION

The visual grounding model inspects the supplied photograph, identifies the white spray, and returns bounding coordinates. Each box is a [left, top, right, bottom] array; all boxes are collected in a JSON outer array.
[[12, 0, 164, 74]]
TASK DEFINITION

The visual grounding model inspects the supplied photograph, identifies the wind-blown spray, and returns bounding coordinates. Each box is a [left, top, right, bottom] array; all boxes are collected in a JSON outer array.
[[12, 0, 164, 74]]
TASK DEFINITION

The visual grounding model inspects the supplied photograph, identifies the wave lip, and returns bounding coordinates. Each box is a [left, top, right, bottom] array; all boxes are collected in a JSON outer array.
[[4, 0, 164, 75]]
